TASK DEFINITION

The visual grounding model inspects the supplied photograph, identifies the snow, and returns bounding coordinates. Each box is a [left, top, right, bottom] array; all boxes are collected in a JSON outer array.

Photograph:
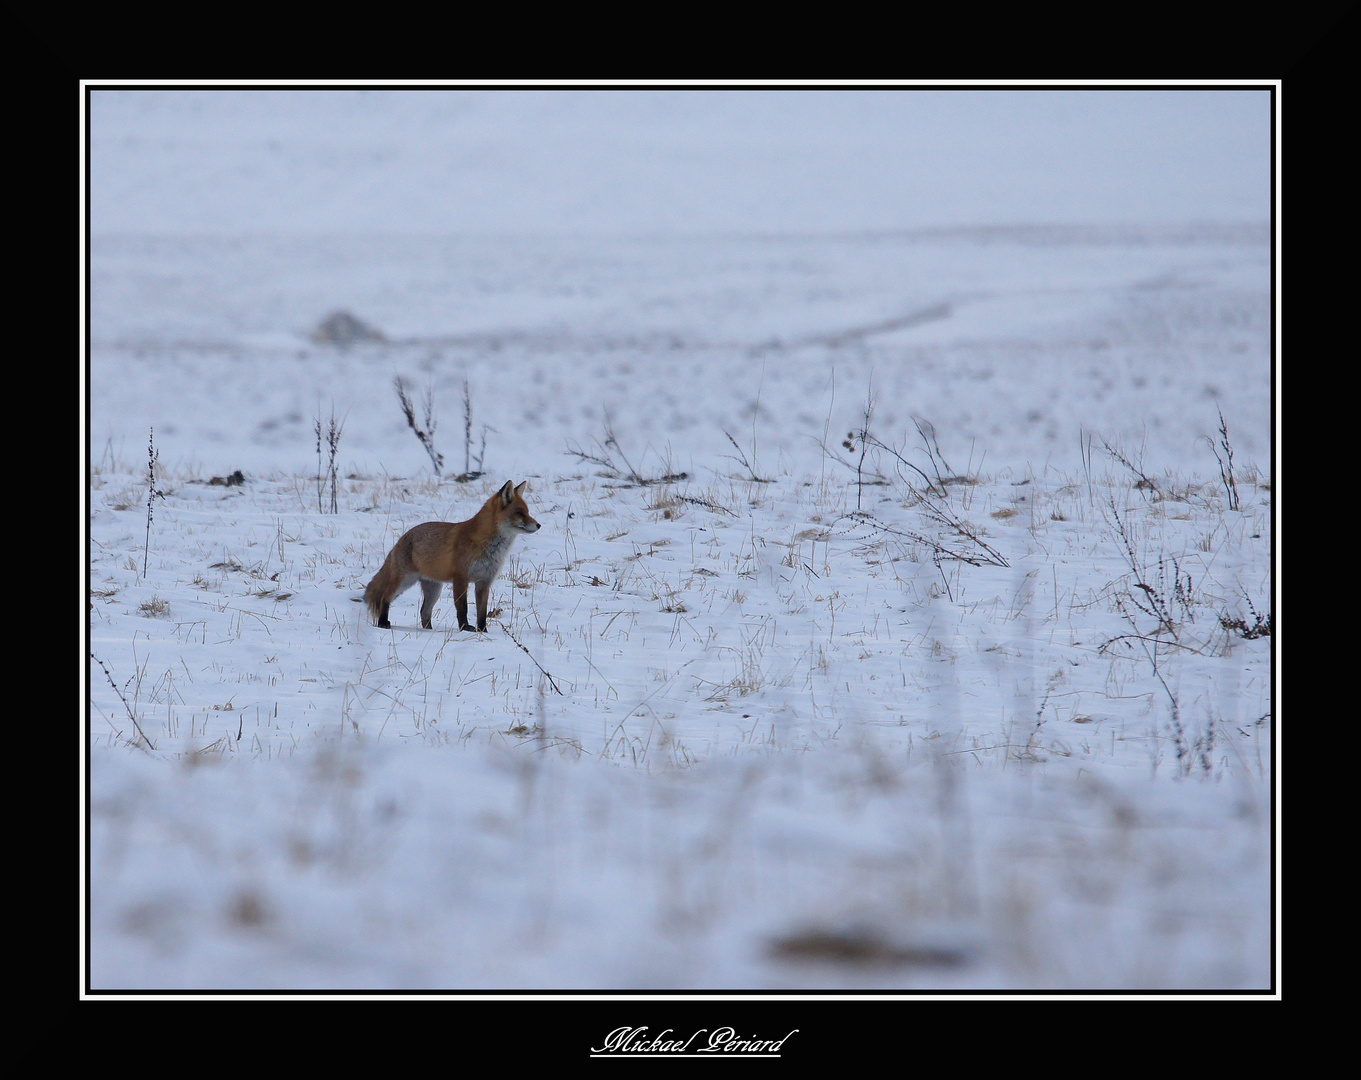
[[84, 85, 1276, 997]]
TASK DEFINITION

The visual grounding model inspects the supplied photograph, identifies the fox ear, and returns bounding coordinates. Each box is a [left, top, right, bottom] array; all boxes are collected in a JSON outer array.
[[498, 480, 515, 505], [514, 481, 527, 497]]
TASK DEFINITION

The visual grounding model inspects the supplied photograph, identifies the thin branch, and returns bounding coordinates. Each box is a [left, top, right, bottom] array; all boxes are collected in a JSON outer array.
[[912, 415, 954, 487], [455, 375, 489, 482], [722, 431, 774, 484], [853, 386, 876, 510], [395, 376, 444, 476], [863, 430, 943, 494], [92, 653, 156, 751], [505, 625, 564, 695], [674, 494, 738, 516], [1097, 433, 1158, 494], [142, 428, 166, 578], [315, 402, 346, 513], [1208, 405, 1240, 510], [565, 416, 687, 486], [841, 507, 1009, 568], [602, 413, 644, 486]]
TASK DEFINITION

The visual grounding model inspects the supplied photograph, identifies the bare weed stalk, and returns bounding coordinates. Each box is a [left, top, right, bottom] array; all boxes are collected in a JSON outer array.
[[723, 431, 774, 484], [1220, 595, 1271, 639], [505, 624, 565, 696], [674, 493, 738, 517], [1080, 428, 1096, 505], [860, 429, 940, 495], [823, 393, 977, 500], [1098, 497, 1211, 775], [92, 652, 156, 751], [1196, 709, 1219, 776], [723, 366, 775, 484], [816, 384, 892, 506], [314, 403, 345, 513], [1204, 405, 1241, 511], [1099, 498, 1198, 651], [1097, 431, 1158, 495], [565, 414, 687, 487], [1161, 664, 1190, 776], [845, 499, 1010, 568], [852, 386, 877, 510], [395, 376, 444, 476], [912, 415, 955, 489], [457, 375, 489, 482], [142, 428, 166, 578], [824, 393, 1005, 566]]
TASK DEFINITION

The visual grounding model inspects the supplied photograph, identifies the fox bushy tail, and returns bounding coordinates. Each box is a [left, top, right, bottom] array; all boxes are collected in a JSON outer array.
[[364, 549, 400, 624]]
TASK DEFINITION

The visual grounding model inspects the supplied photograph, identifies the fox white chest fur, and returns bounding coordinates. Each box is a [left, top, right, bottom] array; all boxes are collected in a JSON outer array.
[[467, 527, 519, 583]]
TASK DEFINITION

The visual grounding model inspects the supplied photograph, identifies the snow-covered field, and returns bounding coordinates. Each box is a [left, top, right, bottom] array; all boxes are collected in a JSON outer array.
[[84, 87, 1276, 995]]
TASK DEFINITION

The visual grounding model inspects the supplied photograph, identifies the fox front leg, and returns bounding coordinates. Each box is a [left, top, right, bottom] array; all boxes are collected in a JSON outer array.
[[474, 581, 492, 632], [454, 578, 477, 632]]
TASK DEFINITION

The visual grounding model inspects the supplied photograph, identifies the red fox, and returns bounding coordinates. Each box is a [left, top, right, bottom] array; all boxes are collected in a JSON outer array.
[[364, 480, 541, 632]]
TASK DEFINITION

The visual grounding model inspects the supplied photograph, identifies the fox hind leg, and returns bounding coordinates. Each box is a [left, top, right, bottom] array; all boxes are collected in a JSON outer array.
[[419, 578, 443, 630]]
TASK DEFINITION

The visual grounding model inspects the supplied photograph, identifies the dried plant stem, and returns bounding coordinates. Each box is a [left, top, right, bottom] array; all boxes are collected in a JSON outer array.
[[913, 415, 954, 487], [723, 431, 773, 484], [846, 505, 1009, 568], [864, 430, 943, 494], [565, 415, 687, 486], [456, 375, 488, 482], [142, 428, 165, 578], [314, 403, 345, 513], [395, 376, 444, 476], [1098, 432, 1158, 493], [505, 625, 564, 695], [92, 652, 156, 750], [463, 376, 473, 477], [1211, 405, 1240, 510]]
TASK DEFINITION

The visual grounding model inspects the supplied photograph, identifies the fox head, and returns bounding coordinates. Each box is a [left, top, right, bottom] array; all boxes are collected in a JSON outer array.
[[498, 480, 541, 534]]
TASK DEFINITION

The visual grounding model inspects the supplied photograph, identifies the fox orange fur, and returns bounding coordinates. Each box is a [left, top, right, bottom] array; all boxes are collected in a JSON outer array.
[[364, 480, 541, 632]]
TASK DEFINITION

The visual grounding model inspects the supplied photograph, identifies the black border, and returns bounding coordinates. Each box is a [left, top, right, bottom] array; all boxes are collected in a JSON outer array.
[[67, 0, 1325, 1034]]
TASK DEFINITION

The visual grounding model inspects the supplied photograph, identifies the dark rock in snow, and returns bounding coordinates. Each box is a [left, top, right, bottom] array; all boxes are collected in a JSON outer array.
[[311, 311, 387, 346]]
